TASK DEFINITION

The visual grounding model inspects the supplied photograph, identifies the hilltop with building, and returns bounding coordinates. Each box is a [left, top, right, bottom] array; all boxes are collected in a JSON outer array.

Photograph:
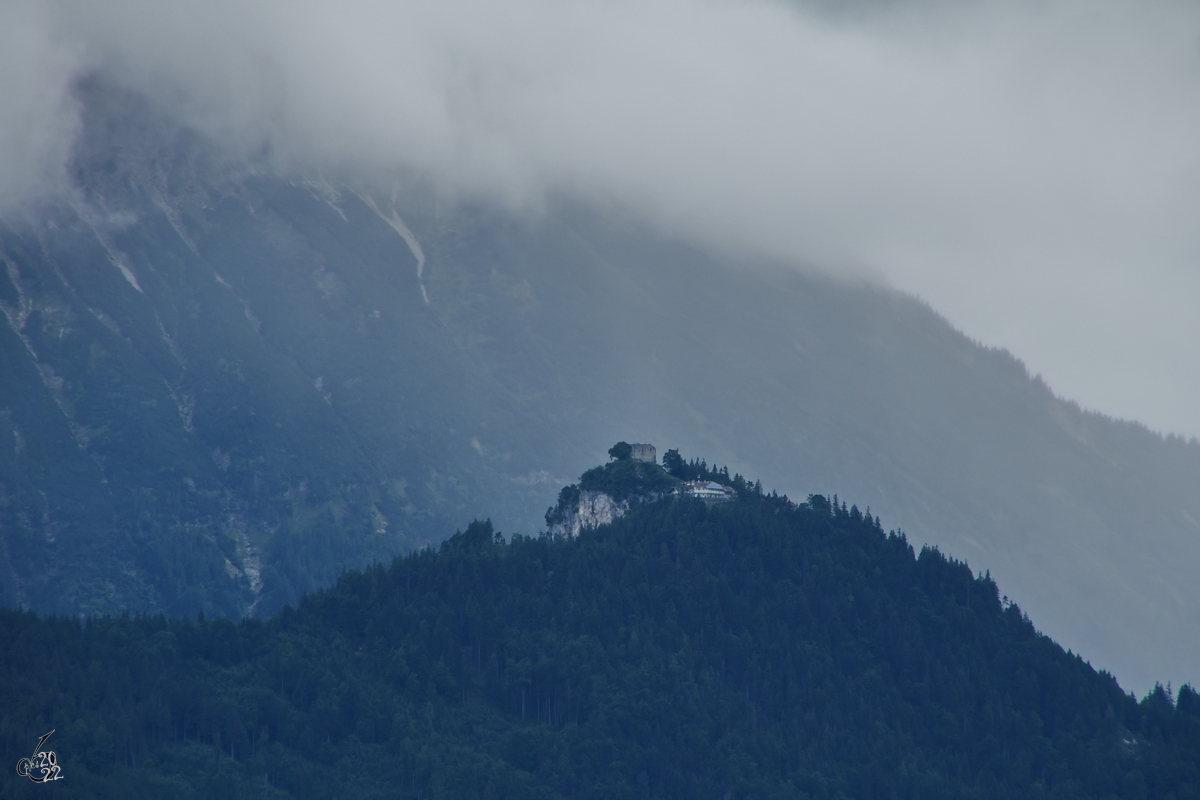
[[545, 443, 749, 535]]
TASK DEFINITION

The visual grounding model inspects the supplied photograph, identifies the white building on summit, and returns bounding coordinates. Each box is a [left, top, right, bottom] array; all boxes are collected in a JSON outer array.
[[678, 480, 735, 502]]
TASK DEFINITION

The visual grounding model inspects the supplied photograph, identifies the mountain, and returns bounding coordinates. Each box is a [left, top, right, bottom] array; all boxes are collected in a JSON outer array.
[[1, 83, 1199, 694], [0, 84, 561, 618], [3, 476, 1198, 799]]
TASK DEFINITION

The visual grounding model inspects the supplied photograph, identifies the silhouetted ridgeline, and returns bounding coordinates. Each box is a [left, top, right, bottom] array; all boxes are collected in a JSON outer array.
[[2, 478, 1198, 799]]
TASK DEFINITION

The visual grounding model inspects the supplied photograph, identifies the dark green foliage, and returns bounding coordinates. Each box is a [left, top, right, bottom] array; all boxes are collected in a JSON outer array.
[[577, 457, 679, 502], [659, 453, 737, 485], [661, 448, 686, 477], [2, 482, 1197, 799], [544, 484, 583, 529], [607, 441, 633, 461]]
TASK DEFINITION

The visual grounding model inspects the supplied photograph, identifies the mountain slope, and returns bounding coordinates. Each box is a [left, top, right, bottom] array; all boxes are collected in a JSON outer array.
[[0, 86, 562, 617], [1, 84, 1198, 693]]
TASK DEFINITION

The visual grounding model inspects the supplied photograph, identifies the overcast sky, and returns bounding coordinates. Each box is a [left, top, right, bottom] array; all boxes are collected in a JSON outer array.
[[3, 0, 1199, 438]]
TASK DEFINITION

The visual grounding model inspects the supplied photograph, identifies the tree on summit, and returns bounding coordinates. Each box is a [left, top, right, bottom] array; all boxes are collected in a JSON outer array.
[[608, 441, 633, 461], [662, 448, 686, 477]]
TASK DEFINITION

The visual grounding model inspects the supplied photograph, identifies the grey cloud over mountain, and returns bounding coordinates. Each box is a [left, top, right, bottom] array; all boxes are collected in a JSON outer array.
[[3, 0, 1200, 436]]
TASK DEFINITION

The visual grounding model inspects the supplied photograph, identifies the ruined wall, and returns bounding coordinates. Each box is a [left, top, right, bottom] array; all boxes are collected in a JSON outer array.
[[630, 443, 656, 463]]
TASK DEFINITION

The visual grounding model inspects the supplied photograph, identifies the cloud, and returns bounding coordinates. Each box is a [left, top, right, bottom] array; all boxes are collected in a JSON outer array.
[[0, 1, 82, 210], [5, 0, 1200, 435]]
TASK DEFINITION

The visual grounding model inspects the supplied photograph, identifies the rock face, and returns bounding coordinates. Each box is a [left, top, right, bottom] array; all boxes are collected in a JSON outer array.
[[547, 490, 629, 538]]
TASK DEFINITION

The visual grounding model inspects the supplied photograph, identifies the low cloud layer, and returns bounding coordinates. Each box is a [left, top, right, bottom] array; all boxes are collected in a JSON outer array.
[[4, 0, 1200, 437]]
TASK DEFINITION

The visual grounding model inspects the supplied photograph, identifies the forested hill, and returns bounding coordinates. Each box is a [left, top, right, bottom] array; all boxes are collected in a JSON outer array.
[[3, 478, 1198, 799]]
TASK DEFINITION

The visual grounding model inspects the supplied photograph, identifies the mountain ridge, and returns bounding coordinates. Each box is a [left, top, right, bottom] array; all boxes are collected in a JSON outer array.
[[1, 83, 1198, 694]]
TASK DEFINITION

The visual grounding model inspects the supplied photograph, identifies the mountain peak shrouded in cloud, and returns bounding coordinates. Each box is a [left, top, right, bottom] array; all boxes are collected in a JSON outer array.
[[3, 0, 1200, 440], [3, 1, 1200, 428]]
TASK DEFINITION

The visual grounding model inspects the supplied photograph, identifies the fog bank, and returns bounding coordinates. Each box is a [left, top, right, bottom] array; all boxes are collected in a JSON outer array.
[[3, 0, 1199, 436]]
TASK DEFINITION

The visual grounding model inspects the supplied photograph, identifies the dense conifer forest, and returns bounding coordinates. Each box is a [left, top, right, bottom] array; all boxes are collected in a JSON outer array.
[[2, 457, 1198, 799]]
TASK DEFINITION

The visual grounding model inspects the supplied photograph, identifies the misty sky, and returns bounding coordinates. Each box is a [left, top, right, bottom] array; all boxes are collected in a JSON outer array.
[[3, 0, 1199, 438]]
